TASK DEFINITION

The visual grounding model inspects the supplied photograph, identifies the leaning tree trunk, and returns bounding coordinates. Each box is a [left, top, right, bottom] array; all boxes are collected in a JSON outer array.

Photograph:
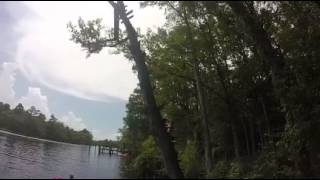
[[115, 1, 183, 178]]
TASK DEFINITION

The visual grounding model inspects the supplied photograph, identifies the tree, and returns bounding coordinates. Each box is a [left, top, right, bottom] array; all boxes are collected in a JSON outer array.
[[0, 102, 93, 145], [60, 0, 320, 178], [49, 114, 58, 122], [226, 1, 320, 177], [14, 103, 24, 114], [27, 106, 41, 117], [67, 1, 183, 178], [166, 1, 214, 171]]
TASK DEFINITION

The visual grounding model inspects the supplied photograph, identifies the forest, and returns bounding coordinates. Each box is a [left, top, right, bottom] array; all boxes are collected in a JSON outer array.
[[67, 1, 320, 179], [0, 102, 93, 145]]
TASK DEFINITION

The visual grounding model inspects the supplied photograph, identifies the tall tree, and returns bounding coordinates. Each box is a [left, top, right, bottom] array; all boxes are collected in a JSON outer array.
[[226, 2, 290, 124], [172, 2, 214, 172], [226, 1, 319, 177], [67, 1, 183, 178]]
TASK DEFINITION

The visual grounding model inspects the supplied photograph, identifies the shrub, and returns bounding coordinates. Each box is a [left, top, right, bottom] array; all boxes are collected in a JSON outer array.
[[180, 140, 204, 178], [207, 161, 230, 178]]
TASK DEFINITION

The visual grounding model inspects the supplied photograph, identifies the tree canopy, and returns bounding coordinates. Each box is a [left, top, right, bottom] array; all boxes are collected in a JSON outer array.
[[68, 1, 320, 178], [0, 102, 93, 145]]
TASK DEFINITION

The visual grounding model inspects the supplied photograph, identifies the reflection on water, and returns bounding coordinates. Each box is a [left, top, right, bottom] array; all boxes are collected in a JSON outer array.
[[0, 131, 121, 179]]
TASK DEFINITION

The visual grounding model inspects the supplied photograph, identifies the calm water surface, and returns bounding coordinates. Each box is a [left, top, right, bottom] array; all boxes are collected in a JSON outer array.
[[0, 131, 121, 179]]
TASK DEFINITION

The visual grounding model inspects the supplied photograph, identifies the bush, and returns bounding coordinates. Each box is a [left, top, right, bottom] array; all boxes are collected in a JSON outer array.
[[227, 161, 242, 178], [180, 140, 204, 178], [132, 136, 167, 178], [251, 148, 278, 178], [207, 161, 230, 178], [250, 125, 304, 178]]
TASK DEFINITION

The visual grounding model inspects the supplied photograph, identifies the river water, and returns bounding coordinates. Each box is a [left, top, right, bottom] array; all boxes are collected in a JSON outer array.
[[0, 130, 121, 179]]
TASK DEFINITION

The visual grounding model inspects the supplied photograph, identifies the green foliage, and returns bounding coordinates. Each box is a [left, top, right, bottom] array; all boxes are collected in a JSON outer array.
[[132, 136, 166, 178], [119, 89, 167, 178], [251, 125, 306, 178], [227, 161, 242, 178], [180, 140, 204, 178], [208, 161, 230, 179], [68, 18, 112, 56], [68, 1, 320, 178], [208, 161, 247, 179], [121, 136, 166, 179], [119, 88, 150, 157], [0, 103, 93, 145], [251, 148, 278, 178]]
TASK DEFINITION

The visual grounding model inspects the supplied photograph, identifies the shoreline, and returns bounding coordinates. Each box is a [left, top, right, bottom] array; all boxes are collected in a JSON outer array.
[[0, 129, 87, 147]]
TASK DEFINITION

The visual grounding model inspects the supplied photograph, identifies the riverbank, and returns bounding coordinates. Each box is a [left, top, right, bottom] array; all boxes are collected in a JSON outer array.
[[0, 129, 85, 147]]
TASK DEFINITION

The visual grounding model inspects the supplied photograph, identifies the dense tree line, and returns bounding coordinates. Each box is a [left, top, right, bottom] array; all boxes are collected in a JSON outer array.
[[0, 102, 93, 145], [93, 139, 120, 148], [68, 1, 320, 178]]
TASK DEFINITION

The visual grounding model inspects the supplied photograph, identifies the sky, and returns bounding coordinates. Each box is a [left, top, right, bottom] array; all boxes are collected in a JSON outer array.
[[0, 1, 166, 140]]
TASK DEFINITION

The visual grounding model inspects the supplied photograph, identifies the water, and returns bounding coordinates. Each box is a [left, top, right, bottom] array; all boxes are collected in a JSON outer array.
[[0, 130, 122, 179]]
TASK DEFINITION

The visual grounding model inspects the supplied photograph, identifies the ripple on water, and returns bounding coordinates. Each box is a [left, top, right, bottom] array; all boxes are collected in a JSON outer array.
[[0, 131, 121, 179]]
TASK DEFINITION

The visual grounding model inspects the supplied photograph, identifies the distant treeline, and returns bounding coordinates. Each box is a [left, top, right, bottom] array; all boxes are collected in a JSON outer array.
[[0, 102, 93, 145], [93, 139, 120, 149]]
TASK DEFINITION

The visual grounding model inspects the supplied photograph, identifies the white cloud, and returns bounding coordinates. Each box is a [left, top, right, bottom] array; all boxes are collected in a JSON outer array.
[[17, 87, 50, 117], [14, 1, 165, 102], [0, 2, 167, 140], [108, 132, 121, 141], [60, 111, 86, 131], [0, 62, 50, 117], [0, 61, 96, 137], [91, 129, 120, 141], [0, 62, 17, 106], [91, 129, 103, 141]]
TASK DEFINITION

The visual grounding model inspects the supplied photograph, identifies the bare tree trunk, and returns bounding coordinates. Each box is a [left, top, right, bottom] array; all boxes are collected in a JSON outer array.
[[199, 11, 241, 161], [258, 122, 265, 149], [228, 102, 241, 160], [193, 60, 214, 173], [115, 1, 183, 178], [226, 4, 315, 175], [249, 118, 256, 154], [259, 96, 271, 137], [166, 2, 214, 172], [240, 118, 251, 156], [176, 4, 214, 173]]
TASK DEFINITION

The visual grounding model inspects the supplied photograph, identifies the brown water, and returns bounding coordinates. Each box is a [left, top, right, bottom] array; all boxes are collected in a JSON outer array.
[[0, 131, 121, 179]]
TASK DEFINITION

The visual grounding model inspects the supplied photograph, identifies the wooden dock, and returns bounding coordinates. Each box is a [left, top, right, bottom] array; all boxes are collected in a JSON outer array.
[[90, 145, 126, 156]]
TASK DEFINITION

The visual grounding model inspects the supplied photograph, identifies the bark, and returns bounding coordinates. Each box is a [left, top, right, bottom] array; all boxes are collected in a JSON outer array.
[[259, 96, 271, 137], [114, 1, 183, 178], [200, 13, 241, 160], [249, 118, 256, 154], [227, 2, 313, 165], [171, 3, 214, 172], [165, 2, 215, 172], [240, 118, 251, 156], [194, 13, 240, 161], [193, 61, 214, 172], [258, 122, 265, 149], [227, 100, 241, 160]]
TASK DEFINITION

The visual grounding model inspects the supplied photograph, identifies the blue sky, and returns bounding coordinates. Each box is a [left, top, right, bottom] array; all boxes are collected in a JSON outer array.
[[0, 1, 165, 140]]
